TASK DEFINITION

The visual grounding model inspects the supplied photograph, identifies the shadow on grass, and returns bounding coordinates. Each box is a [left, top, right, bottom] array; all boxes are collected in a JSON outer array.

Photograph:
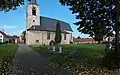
[[30, 44, 120, 74], [0, 44, 18, 74]]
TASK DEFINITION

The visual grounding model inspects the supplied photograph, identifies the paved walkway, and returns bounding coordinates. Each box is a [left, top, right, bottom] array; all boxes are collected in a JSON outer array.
[[13, 44, 72, 75]]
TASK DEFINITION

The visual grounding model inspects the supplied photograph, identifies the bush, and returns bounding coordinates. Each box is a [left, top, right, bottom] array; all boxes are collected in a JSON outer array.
[[102, 50, 120, 69], [9, 40, 12, 43], [5, 41, 8, 44], [49, 40, 56, 46], [70, 41, 73, 44]]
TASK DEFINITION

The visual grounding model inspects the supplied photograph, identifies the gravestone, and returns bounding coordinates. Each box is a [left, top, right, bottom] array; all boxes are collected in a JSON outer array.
[[69, 50, 79, 58], [58, 46, 62, 53], [52, 46, 56, 52], [105, 43, 112, 53]]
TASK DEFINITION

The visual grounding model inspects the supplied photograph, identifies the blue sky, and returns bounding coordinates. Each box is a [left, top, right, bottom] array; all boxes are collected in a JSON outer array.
[[0, 0, 89, 38]]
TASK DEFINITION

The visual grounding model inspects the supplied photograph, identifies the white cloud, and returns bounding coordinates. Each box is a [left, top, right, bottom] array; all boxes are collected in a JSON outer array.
[[0, 25, 16, 29]]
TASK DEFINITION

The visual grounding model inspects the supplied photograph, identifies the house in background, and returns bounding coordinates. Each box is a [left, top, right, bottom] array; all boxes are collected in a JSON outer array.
[[13, 36, 20, 44], [0, 31, 9, 43], [73, 37, 98, 44], [19, 35, 24, 44]]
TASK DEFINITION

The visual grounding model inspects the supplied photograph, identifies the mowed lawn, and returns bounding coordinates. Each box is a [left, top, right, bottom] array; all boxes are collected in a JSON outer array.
[[32, 44, 105, 63], [0, 44, 18, 59], [61, 44, 105, 58]]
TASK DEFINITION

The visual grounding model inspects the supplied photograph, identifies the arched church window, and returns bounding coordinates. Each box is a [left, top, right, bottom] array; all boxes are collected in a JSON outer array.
[[64, 33, 67, 40], [32, 7, 36, 16], [47, 32, 50, 40]]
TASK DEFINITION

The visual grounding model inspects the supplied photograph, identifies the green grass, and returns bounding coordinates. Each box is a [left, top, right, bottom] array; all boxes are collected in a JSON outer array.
[[31, 44, 105, 64], [31, 44, 120, 74], [31, 44, 106, 73], [0, 44, 18, 74], [61, 44, 105, 58], [0, 44, 18, 59]]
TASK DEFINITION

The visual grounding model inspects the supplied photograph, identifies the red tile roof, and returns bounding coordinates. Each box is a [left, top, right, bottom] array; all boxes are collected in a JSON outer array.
[[74, 38, 95, 42], [0, 31, 8, 37]]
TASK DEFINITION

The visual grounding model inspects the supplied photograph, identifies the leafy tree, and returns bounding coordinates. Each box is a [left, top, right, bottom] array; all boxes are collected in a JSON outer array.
[[55, 21, 62, 44], [59, 0, 120, 67], [59, 0, 120, 51], [77, 36, 81, 39], [21, 31, 26, 44], [0, 0, 24, 12], [0, 0, 37, 12]]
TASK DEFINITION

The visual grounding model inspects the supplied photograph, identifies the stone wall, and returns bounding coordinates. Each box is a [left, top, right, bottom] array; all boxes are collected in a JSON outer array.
[[26, 31, 42, 45], [26, 30, 72, 45], [42, 31, 72, 45]]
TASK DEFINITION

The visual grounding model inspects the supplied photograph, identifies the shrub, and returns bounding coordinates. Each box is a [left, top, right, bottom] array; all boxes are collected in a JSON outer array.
[[49, 40, 56, 46], [70, 41, 73, 44], [5, 41, 8, 44]]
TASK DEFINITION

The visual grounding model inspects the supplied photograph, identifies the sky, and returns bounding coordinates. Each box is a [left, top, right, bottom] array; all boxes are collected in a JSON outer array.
[[0, 0, 89, 38]]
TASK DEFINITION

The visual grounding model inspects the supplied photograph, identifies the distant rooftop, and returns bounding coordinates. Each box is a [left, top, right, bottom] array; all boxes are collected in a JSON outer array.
[[0, 31, 8, 37]]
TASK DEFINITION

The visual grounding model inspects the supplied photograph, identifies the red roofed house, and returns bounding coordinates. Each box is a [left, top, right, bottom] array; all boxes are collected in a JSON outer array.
[[73, 37, 98, 44], [14, 36, 20, 44], [0, 31, 9, 43]]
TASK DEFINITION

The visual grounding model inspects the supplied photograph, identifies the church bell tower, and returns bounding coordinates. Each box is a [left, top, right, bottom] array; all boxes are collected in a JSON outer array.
[[26, 0, 40, 30], [26, 0, 40, 45]]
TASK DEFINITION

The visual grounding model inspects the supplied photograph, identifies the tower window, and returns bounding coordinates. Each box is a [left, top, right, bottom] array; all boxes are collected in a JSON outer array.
[[36, 40, 39, 43], [33, 20, 35, 22], [32, 7, 36, 16]]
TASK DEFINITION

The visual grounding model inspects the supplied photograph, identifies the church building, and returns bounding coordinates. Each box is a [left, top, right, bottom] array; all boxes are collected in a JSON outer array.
[[26, 0, 73, 45]]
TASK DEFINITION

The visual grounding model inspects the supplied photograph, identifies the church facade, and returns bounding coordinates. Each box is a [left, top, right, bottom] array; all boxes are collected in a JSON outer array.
[[26, 0, 73, 45]]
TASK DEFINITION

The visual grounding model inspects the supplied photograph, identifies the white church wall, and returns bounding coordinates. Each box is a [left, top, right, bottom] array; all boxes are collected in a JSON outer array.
[[26, 4, 40, 29], [42, 31, 71, 45], [42, 31, 55, 45], [26, 30, 72, 45], [26, 31, 42, 45]]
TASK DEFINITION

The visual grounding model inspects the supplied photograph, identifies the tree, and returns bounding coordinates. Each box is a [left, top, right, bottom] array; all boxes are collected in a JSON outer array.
[[59, 0, 120, 50], [59, 0, 120, 67], [114, 1, 120, 55], [21, 31, 26, 44], [77, 36, 81, 39], [0, 0, 24, 12], [55, 21, 62, 44]]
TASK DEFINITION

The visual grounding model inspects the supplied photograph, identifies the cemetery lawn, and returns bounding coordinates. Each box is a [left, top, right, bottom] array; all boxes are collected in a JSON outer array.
[[0, 44, 18, 59], [31, 44, 105, 66]]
